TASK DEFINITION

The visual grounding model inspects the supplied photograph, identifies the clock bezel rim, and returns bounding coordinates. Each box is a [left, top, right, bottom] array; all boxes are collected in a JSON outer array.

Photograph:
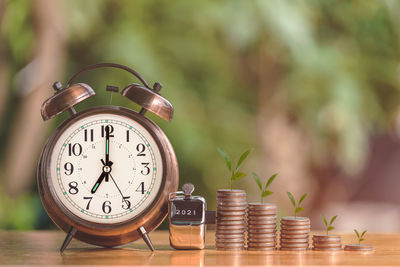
[[37, 106, 178, 246]]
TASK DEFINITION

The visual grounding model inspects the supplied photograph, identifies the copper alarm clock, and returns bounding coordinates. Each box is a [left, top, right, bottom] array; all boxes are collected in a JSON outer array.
[[37, 63, 179, 252]]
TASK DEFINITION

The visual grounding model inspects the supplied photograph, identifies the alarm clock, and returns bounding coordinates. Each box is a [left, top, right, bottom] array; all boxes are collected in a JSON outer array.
[[37, 63, 179, 252]]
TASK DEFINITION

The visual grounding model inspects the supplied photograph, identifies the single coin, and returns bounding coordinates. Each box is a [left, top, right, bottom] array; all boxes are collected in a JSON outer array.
[[248, 215, 278, 220], [247, 241, 276, 246], [215, 237, 244, 244], [248, 238, 276, 243], [313, 247, 342, 251], [248, 202, 277, 208], [248, 233, 277, 239], [248, 210, 277, 216], [217, 211, 247, 216], [216, 229, 245, 235], [313, 241, 342, 246], [344, 244, 374, 251], [216, 234, 244, 239], [216, 225, 246, 230], [312, 235, 341, 242], [217, 206, 248, 211], [281, 225, 310, 231], [280, 233, 309, 239], [217, 215, 247, 221], [280, 242, 309, 248], [281, 221, 310, 226], [280, 238, 309, 243], [216, 247, 244, 251], [280, 229, 310, 235], [280, 247, 308, 251], [247, 247, 276, 251], [217, 189, 246, 194], [281, 216, 310, 222], [313, 243, 342, 248], [218, 220, 246, 226], [248, 228, 277, 234]]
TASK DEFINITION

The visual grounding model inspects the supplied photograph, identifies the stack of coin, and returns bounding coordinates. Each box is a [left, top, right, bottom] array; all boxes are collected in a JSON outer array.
[[344, 244, 374, 252], [312, 235, 342, 251], [247, 203, 277, 250], [279, 216, 310, 251], [216, 189, 247, 250]]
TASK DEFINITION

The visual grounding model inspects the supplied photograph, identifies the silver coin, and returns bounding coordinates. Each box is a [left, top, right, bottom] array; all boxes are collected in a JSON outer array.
[[280, 216, 310, 222], [280, 238, 309, 243], [344, 244, 374, 251], [280, 229, 310, 235]]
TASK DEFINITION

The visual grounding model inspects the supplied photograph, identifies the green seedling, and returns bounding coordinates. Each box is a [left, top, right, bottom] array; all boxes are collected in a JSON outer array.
[[354, 229, 367, 245], [321, 215, 338, 235], [252, 172, 278, 204], [218, 148, 253, 190], [286, 192, 308, 218]]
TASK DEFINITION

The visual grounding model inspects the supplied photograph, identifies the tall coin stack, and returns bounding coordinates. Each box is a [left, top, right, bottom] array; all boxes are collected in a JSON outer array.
[[313, 235, 342, 251], [216, 189, 247, 250], [247, 203, 277, 250], [280, 216, 310, 251]]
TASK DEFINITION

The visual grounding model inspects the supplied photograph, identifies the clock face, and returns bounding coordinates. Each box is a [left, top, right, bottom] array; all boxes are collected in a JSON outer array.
[[49, 113, 163, 224]]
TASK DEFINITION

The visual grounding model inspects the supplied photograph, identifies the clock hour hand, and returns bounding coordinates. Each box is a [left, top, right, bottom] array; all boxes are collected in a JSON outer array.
[[91, 160, 113, 194]]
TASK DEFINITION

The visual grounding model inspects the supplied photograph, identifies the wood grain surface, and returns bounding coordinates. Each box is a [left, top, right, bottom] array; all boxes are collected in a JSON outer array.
[[0, 230, 399, 266]]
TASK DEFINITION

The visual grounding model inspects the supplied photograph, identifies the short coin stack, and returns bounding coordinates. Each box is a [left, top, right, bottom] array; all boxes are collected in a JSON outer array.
[[279, 216, 310, 250], [344, 244, 374, 252], [215, 189, 247, 250], [312, 235, 342, 251], [247, 203, 277, 250]]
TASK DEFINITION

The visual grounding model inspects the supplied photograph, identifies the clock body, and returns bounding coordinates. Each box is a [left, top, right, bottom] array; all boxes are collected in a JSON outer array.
[[37, 106, 178, 247]]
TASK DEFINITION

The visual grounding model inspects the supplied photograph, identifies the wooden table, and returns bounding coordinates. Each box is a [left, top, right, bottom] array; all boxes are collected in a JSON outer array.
[[0, 230, 399, 266]]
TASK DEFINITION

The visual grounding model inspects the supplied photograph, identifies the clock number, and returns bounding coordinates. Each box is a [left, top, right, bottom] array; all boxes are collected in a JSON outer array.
[[68, 181, 78, 195], [101, 125, 114, 137], [68, 143, 82, 156], [136, 143, 146, 156], [83, 196, 93, 210], [102, 201, 112, 214], [136, 182, 145, 194], [122, 196, 131, 210], [84, 129, 94, 142], [141, 162, 150, 175], [64, 162, 74, 175], [126, 130, 129, 142]]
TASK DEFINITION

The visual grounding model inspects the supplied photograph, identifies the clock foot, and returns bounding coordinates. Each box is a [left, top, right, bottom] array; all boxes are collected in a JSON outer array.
[[138, 226, 155, 251], [60, 227, 77, 253]]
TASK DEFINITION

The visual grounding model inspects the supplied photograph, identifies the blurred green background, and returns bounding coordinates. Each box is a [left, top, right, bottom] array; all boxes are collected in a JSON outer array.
[[1, 0, 400, 232]]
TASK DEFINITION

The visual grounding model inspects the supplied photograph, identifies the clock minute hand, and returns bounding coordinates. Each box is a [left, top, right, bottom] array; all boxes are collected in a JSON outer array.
[[108, 172, 130, 207]]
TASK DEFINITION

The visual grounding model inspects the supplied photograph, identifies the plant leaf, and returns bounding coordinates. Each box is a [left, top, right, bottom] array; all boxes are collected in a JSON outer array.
[[330, 215, 338, 225], [298, 193, 308, 205], [232, 171, 246, 181], [265, 173, 278, 190], [235, 149, 253, 171], [218, 148, 232, 172], [295, 207, 304, 214], [360, 238, 364, 242], [262, 190, 273, 198], [252, 172, 262, 191], [327, 226, 334, 232], [321, 215, 328, 227], [354, 229, 360, 239], [361, 230, 367, 238], [287, 192, 296, 207]]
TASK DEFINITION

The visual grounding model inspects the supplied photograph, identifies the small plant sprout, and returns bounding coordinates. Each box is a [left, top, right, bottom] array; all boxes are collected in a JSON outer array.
[[321, 215, 338, 235], [252, 172, 278, 204], [286, 192, 308, 218], [354, 229, 367, 245], [218, 148, 253, 190]]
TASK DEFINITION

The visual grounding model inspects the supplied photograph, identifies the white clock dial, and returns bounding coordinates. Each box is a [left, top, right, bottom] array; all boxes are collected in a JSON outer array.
[[49, 113, 163, 224]]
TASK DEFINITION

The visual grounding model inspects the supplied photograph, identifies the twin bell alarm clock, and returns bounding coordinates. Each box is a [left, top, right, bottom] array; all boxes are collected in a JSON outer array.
[[37, 63, 178, 252]]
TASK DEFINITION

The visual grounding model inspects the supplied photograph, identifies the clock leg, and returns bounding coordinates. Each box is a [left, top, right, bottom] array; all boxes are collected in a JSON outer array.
[[60, 227, 77, 253], [138, 226, 155, 251]]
